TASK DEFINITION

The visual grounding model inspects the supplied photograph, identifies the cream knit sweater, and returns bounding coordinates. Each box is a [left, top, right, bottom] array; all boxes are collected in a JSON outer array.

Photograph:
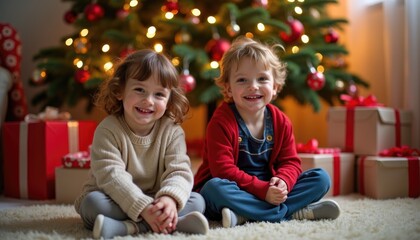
[[74, 115, 193, 221]]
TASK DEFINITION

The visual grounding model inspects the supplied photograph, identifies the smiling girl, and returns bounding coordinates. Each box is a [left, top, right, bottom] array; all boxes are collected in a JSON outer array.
[[74, 49, 208, 239]]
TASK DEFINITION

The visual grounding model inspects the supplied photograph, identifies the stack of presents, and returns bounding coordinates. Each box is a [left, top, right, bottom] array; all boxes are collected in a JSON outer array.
[[2, 107, 96, 203], [2, 94, 419, 204], [298, 94, 418, 199]]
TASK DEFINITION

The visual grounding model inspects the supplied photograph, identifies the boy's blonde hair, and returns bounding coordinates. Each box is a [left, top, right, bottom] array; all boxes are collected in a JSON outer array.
[[215, 36, 287, 103], [94, 49, 189, 124]]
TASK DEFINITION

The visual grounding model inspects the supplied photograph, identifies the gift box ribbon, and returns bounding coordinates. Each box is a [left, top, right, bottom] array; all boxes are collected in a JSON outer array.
[[296, 139, 340, 154], [297, 139, 341, 195], [340, 94, 402, 152], [18, 121, 80, 198]]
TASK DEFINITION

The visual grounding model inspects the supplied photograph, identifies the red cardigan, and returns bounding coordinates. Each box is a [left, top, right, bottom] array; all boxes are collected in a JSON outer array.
[[193, 102, 302, 201]]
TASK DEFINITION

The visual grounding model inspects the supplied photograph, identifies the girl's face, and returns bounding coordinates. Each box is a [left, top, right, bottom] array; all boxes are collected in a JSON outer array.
[[226, 57, 278, 118], [118, 75, 170, 136]]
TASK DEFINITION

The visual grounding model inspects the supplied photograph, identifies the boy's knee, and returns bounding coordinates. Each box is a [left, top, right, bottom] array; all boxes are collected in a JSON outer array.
[[312, 168, 331, 191]]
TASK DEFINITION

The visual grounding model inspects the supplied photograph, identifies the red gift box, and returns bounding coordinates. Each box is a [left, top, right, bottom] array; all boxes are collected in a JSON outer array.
[[2, 120, 96, 199]]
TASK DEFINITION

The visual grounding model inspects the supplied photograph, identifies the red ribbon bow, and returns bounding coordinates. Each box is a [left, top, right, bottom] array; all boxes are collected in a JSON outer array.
[[379, 146, 420, 157], [340, 94, 383, 108], [296, 139, 340, 154]]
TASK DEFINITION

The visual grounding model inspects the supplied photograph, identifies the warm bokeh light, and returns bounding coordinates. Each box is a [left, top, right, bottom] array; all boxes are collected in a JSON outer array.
[[257, 23, 265, 31], [129, 0, 138, 7], [301, 34, 309, 43], [104, 62, 113, 71], [210, 61, 219, 69], [207, 16, 216, 24], [172, 57, 180, 66], [317, 65, 325, 73], [292, 46, 300, 53], [80, 29, 88, 37], [191, 8, 201, 16], [65, 38, 73, 46], [165, 12, 174, 19], [154, 43, 163, 52], [102, 44, 110, 52], [294, 6, 303, 15]]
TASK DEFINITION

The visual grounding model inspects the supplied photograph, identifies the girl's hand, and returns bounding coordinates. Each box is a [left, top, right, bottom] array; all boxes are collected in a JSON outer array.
[[151, 196, 178, 234], [140, 204, 164, 233]]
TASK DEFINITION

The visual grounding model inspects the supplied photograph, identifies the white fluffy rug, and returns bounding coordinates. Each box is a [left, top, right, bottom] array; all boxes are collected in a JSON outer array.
[[0, 194, 419, 240]]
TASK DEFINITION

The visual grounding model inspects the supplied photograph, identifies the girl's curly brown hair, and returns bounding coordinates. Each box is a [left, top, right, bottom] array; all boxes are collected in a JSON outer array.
[[94, 49, 189, 124]]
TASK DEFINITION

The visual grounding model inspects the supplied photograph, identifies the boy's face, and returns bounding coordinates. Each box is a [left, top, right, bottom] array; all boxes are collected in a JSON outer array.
[[118, 76, 170, 136], [226, 57, 278, 116]]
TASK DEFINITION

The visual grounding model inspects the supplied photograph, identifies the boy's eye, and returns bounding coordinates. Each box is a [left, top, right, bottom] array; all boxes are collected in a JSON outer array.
[[258, 76, 269, 81]]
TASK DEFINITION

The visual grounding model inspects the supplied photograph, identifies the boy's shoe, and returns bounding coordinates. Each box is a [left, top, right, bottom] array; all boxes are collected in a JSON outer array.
[[176, 211, 209, 235], [93, 214, 139, 239], [222, 208, 248, 228], [292, 199, 341, 221]]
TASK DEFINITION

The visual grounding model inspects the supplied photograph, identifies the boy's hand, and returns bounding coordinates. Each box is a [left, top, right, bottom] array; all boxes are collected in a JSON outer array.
[[265, 177, 288, 205]]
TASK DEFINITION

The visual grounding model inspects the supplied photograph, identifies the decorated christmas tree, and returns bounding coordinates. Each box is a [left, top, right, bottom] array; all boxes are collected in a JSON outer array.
[[30, 0, 368, 113]]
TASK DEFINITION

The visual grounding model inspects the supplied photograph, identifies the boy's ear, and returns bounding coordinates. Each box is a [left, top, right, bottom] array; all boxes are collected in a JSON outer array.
[[225, 83, 232, 96], [273, 84, 280, 96]]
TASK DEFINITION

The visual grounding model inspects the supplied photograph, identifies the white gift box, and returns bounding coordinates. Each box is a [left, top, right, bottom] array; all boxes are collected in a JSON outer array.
[[327, 107, 412, 155], [299, 153, 355, 197], [357, 156, 420, 199], [55, 167, 90, 204]]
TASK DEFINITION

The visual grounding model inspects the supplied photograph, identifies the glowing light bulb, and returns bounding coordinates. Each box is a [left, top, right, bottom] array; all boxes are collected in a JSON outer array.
[[102, 44, 110, 52], [154, 43, 163, 53], [257, 23, 265, 31]]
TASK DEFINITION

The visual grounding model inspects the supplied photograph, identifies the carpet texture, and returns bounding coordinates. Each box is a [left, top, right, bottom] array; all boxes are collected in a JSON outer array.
[[1, 194, 419, 240]]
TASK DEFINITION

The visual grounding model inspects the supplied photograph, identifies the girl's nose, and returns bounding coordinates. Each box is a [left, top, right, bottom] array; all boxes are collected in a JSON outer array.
[[142, 94, 153, 104]]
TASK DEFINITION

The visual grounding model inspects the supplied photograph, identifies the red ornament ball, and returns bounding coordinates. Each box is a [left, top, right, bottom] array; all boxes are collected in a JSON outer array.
[[64, 10, 78, 24], [116, 9, 130, 19], [179, 73, 196, 93], [84, 3, 105, 22], [324, 29, 339, 43], [306, 71, 326, 91], [120, 47, 136, 58], [75, 69, 91, 84], [205, 38, 231, 61], [279, 19, 304, 43], [164, 1, 179, 13]]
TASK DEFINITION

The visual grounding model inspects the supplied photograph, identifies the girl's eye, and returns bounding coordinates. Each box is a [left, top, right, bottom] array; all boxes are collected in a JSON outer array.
[[236, 78, 246, 83], [155, 92, 166, 98], [135, 87, 145, 93]]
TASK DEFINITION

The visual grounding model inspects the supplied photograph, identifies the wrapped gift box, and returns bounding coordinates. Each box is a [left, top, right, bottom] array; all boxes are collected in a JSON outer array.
[[62, 151, 91, 169], [357, 156, 420, 199], [299, 153, 355, 197], [55, 167, 90, 204], [2, 120, 96, 199], [327, 107, 412, 155]]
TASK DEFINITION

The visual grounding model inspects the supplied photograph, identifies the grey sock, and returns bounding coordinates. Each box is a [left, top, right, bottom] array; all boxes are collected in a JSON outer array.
[[176, 211, 209, 235], [93, 214, 138, 239]]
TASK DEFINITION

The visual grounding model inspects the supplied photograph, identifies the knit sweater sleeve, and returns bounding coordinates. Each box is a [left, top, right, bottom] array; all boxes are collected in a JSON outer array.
[[90, 117, 154, 221], [155, 122, 193, 210]]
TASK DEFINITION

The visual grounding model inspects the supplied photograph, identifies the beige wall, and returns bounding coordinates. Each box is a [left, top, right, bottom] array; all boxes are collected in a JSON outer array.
[[0, 0, 389, 146]]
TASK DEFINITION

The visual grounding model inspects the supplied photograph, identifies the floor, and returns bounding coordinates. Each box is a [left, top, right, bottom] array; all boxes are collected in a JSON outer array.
[[0, 158, 202, 211]]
